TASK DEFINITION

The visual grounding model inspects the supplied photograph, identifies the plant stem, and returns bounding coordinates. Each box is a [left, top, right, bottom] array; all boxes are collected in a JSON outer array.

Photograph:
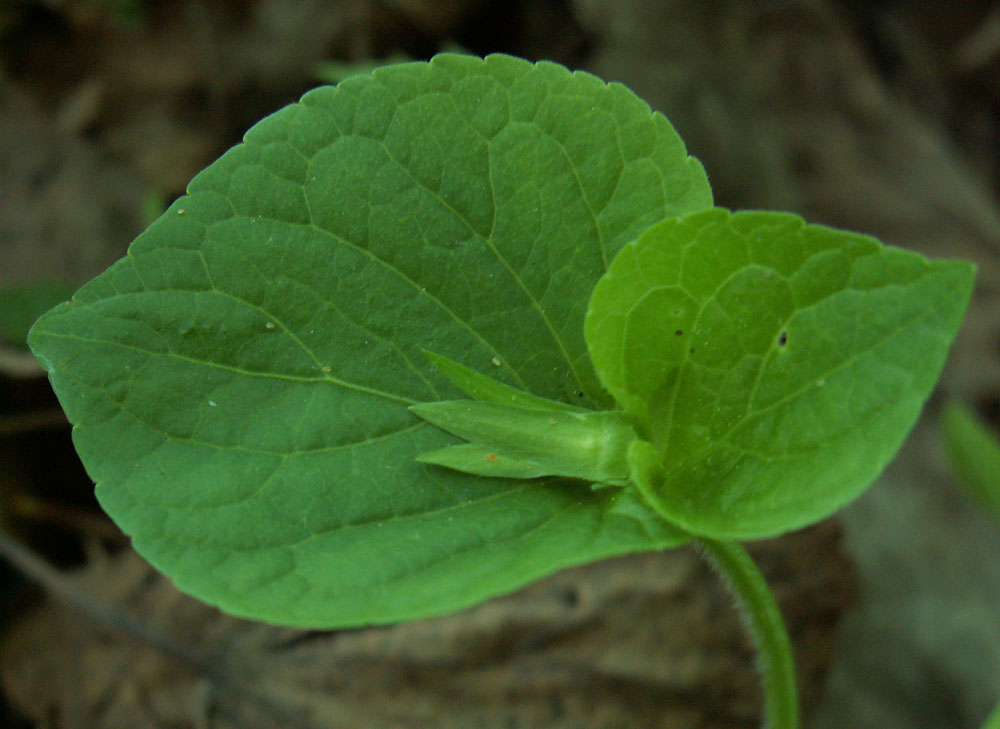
[[984, 699, 1000, 729], [696, 538, 799, 729]]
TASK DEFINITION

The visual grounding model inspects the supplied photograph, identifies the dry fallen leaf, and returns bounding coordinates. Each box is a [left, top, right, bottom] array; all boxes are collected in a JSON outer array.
[[1, 522, 852, 729]]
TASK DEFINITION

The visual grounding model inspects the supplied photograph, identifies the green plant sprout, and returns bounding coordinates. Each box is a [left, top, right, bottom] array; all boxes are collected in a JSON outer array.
[[27, 54, 975, 727], [943, 400, 1000, 526], [941, 402, 1000, 728]]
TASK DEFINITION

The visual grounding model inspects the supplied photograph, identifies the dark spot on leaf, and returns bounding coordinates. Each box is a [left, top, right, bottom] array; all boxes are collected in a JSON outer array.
[[576, 391, 585, 398], [675, 329, 683, 336], [779, 331, 788, 347], [562, 588, 579, 608]]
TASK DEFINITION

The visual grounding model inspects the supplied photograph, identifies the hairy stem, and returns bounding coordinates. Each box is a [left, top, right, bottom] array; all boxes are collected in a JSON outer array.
[[696, 538, 799, 729]]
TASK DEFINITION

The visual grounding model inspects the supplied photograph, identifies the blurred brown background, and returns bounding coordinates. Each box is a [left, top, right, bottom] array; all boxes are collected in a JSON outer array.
[[1, 1, 998, 728]]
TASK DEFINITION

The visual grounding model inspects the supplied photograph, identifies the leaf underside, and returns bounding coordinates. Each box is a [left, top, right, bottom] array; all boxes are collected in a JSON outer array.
[[28, 54, 711, 627], [586, 208, 975, 539]]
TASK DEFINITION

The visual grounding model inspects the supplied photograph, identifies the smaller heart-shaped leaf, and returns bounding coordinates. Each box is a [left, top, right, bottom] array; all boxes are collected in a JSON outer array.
[[586, 208, 975, 539]]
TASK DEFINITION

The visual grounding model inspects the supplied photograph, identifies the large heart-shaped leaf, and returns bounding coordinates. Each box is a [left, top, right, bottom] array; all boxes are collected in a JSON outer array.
[[28, 54, 711, 627], [585, 208, 974, 539]]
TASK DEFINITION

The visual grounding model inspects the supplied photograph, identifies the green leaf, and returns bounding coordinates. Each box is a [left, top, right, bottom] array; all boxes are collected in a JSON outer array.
[[586, 208, 975, 539], [28, 53, 708, 627], [942, 400, 1000, 525]]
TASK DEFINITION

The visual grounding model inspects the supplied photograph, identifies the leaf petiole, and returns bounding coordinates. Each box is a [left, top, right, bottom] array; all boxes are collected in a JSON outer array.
[[412, 351, 644, 485], [411, 399, 638, 485], [697, 538, 799, 729]]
